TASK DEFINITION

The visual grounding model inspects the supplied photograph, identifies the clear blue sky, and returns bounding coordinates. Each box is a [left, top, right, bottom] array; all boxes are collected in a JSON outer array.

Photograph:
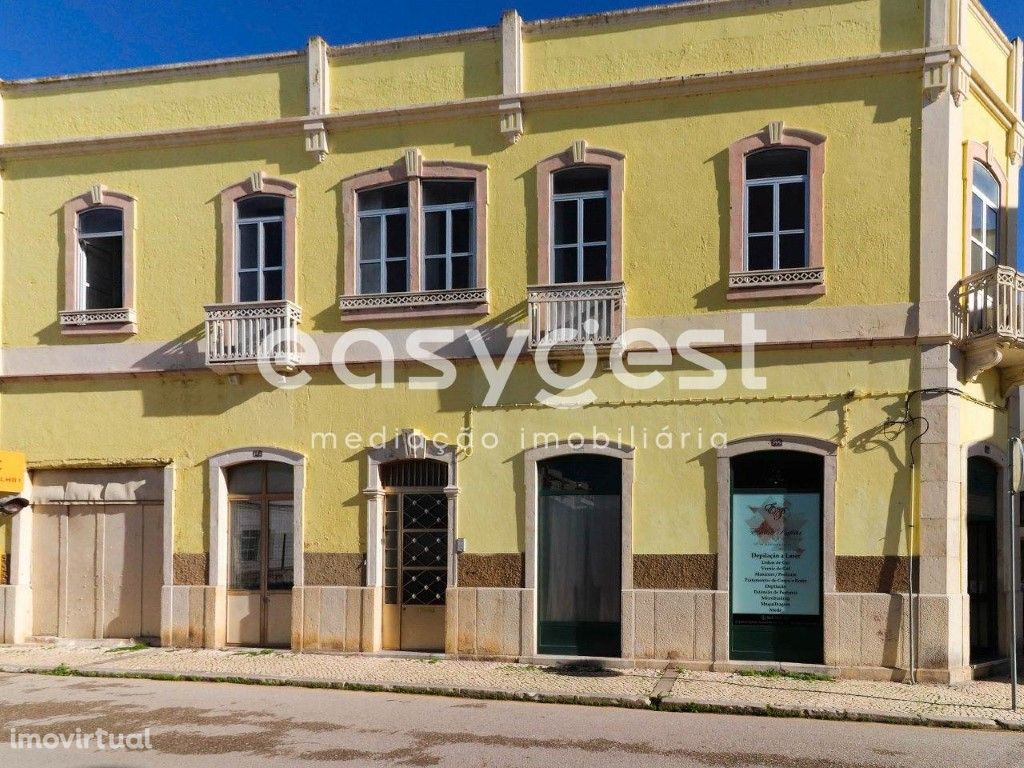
[[1, 0, 1021, 259]]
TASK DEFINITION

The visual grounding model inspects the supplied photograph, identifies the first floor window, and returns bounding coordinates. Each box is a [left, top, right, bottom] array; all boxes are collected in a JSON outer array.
[[237, 195, 285, 302], [358, 184, 409, 294], [551, 166, 609, 283], [971, 161, 1001, 273], [744, 148, 808, 271], [423, 180, 475, 290], [77, 207, 124, 309]]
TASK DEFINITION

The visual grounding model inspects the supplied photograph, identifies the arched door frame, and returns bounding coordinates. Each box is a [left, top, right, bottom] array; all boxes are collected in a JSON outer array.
[[363, 430, 459, 652], [964, 442, 1008, 665], [715, 435, 837, 663], [523, 440, 635, 658], [207, 446, 305, 647]]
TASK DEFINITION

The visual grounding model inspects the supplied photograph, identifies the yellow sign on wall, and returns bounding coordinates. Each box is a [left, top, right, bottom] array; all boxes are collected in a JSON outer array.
[[0, 451, 26, 493]]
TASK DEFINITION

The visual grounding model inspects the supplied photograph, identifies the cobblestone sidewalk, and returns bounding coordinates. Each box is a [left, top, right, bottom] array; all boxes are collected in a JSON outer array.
[[0, 643, 1022, 731]]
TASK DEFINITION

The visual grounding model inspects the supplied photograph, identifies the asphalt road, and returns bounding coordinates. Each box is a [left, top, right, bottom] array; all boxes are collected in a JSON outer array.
[[0, 672, 1022, 767]]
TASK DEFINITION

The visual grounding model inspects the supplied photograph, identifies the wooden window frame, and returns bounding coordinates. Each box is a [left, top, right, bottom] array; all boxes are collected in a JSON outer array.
[[964, 141, 1009, 274], [535, 143, 624, 285], [728, 126, 826, 300], [218, 173, 298, 304], [60, 185, 138, 335], [340, 157, 489, 320]]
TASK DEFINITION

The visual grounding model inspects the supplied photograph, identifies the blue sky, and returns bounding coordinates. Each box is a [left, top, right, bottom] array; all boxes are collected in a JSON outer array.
[[1, 0, 1021, 258]]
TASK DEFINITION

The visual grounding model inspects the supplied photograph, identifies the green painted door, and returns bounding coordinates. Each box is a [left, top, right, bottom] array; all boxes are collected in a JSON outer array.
[[537, 454, 621, 657]]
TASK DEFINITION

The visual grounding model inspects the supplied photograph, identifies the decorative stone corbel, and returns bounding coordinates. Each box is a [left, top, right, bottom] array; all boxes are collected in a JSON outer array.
[[404, 147, 423, 178], [499, 100, 524, 144], [305, 36, 330, 162], [249, 170, 265, 193], [923, 59, 949, 103], [767, 121, 785, 145], [1010, 127, 1024, 167], [963, 338, 1004, 382], [951, 56, 971, 108], [304, 121, 328, 164], [88, 183, 105, 205], [571, 139, 588, 164]]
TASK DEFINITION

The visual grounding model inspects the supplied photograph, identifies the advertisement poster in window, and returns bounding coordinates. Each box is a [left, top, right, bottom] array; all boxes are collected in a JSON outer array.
[[731, 492, 821, 616]]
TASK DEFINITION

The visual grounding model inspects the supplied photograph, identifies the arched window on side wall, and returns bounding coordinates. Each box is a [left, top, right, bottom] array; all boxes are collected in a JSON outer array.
[[970, 161, 1002, 273]]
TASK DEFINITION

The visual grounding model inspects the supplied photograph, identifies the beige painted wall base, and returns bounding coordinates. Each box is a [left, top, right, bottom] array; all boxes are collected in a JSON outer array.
[[292, 586, 377, 652], [0, 585, 32, 644]]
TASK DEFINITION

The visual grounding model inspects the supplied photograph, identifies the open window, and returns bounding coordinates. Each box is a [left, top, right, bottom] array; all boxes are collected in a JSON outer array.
[[728, 125, 826, 299], [60, 186, 137, 335], [340, 155, 488, 319]]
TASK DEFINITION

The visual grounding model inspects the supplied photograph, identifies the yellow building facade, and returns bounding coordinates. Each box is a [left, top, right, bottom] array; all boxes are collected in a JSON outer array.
[[0, 0, 1021, 681]]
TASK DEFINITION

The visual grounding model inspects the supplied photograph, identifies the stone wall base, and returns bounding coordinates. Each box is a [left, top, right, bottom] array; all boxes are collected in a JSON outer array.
[[446, 587, 526, 658], [292, 586, 377, 652]]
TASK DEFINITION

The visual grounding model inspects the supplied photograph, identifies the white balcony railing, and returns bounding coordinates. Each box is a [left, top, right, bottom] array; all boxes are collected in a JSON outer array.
[[527, 281, 625, 350], [952, 265, 1024, 343], [204, 300, 302, 368]]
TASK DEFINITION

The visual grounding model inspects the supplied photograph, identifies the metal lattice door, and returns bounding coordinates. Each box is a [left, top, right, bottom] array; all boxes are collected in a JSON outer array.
[[383, 492, 448, 651]]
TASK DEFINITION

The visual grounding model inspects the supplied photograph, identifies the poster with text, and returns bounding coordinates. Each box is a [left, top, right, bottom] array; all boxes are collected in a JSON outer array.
[[731, 492, 821, 616]]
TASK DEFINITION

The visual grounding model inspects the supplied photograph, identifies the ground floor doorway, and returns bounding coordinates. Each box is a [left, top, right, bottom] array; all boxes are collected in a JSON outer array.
[[730, 450, 824, 663], [967, 456, 1000, 663], [537, 454, 622, 657]]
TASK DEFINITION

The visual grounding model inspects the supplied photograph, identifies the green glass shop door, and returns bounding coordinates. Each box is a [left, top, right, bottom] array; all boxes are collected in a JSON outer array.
[[537, 454, 621, 657], [730, 450, 824, 664]]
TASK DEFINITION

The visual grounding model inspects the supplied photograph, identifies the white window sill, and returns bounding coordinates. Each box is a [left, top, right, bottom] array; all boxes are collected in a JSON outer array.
[[727, 267, 825, 300], [58, 307, 138, 335]]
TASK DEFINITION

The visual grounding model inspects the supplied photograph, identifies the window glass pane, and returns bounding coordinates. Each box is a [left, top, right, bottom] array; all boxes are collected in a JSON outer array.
[[267, 502, 294, 590], [747, 236, 773, 271], [79, 207, 123, 235], [359, 216, 381, 264], [451, 207, 472, 253], [451, 255, 472, 288], [263, 221, 283, 268], [424, 257, 446, 290], [746, 148, 807, 180], [972, 194, 984, 245], [582, 197, 608, 243], [583, 245, 609, 282], [424, 210, 446, 256], [971, 241, 985, 273], [228, 463, 264, 494], [238, 272, 259, 302], [985, 205, 999, 254], [230, 500, 261, 590], [359, 184, 408, 211], [237, 195, 284, 220], [263, 269, 283, 301], [238, 223, 259, 270], [81, 236, 123, 310], [266, 462, 293, 494], [973, 162, 1000, 204], [386, 214, 407, 259], [360, 262, 381, 294], [553, 247, 578, 283], [747, 186, 774, 233], [386, 259, 408, 292], [554, 200, 578, 246], [779, 233, 807, 269], [553, 166, 609, 194], [423, 180, 473, 206], [778, 182, 806, 231]]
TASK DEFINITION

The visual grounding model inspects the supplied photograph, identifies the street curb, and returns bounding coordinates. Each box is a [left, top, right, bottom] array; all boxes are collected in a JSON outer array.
[[658, 697, 1002, 730], [0, 663, 1017, 731]]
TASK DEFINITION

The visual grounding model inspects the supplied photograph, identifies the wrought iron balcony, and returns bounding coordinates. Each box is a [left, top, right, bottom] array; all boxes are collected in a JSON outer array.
[[203, 300, 302, 370], [952, 265, 1024, 386], [527, 281, 625, 350]]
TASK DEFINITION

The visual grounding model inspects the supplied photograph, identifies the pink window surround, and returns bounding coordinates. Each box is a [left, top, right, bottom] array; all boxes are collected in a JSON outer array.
[[964, 141, 1009, 271], [218, 173, 298, 303], [535, 144, 625, 284], [727, 126, 826, 301], [340, 158, 489, 321], [61, 185, 138, 335]]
